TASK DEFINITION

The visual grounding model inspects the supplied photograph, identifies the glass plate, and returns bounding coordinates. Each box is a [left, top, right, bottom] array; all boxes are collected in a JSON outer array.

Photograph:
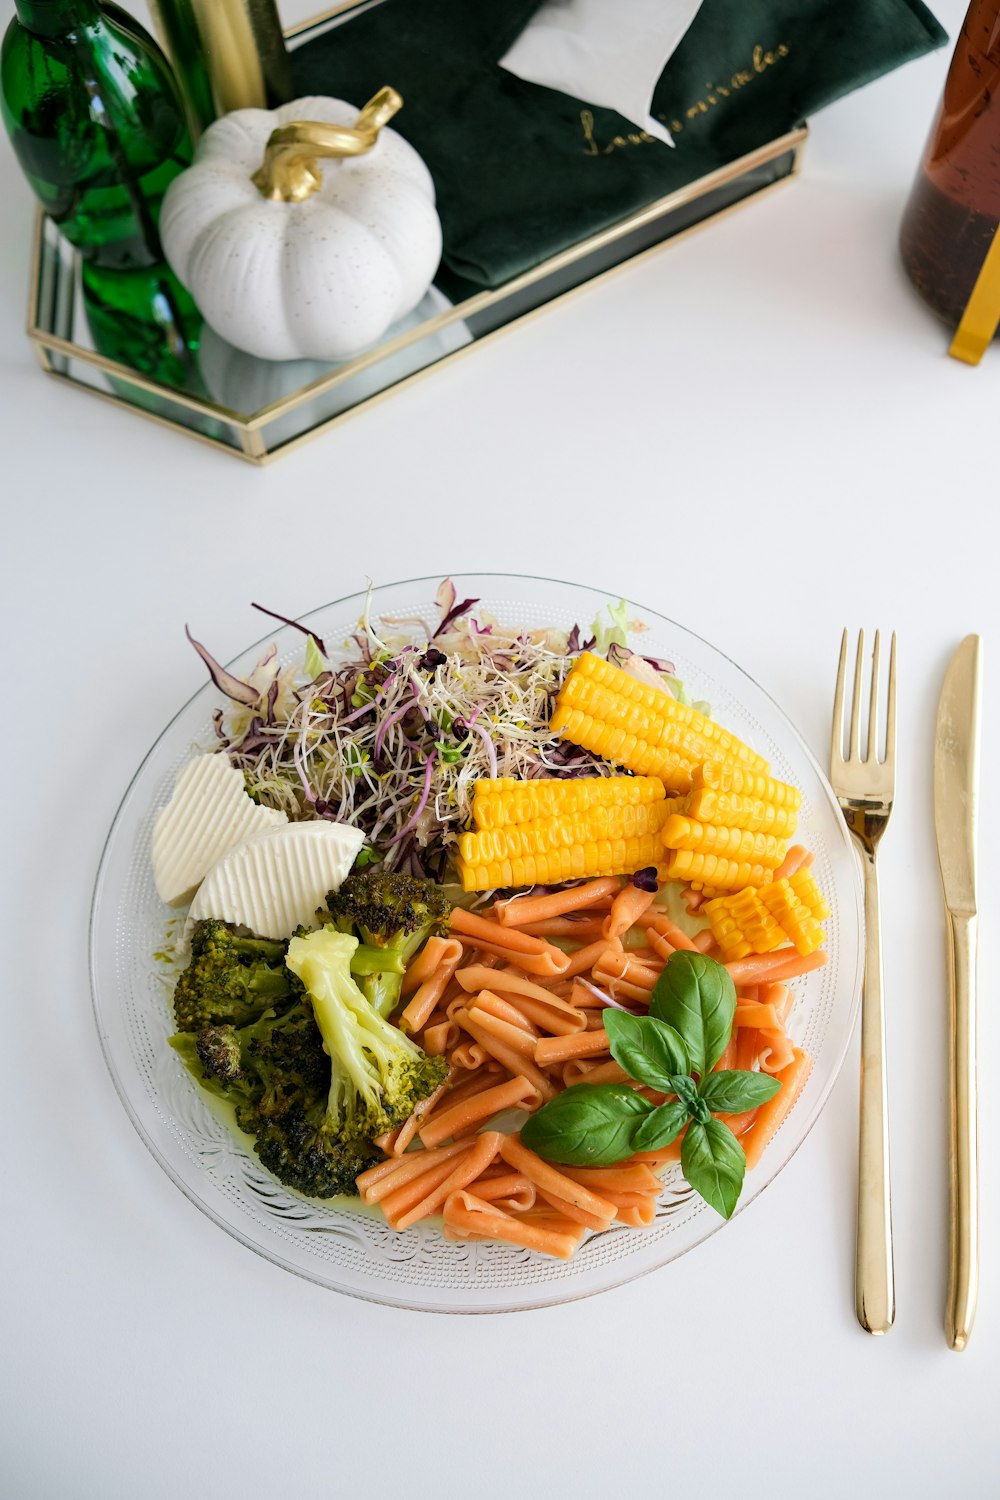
[[90, 574, 863, 1313]]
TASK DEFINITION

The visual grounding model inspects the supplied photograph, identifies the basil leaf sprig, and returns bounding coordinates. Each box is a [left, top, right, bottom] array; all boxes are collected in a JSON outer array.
[[520, 950, 781, 1219]]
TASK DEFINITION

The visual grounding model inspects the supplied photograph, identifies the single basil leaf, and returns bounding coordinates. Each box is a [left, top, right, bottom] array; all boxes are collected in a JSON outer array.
[[520, 1083, 652, 1167], [699, 1070, 782, 1115], [650, 950, 736, 1076], [630, 1099, 689, 1153], [603, 1009, 690, 1092], [681, 1117, 746, 1219]]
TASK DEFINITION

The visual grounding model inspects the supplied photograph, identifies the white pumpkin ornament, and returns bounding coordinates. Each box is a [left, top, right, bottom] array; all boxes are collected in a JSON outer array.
[[160, 88, 442, 362]]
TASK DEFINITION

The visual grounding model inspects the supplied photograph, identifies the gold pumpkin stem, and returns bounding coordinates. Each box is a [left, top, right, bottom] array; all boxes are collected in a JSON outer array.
[[251, 86, 403, 203]]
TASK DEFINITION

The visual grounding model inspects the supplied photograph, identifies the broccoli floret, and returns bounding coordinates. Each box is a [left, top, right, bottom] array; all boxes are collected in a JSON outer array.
[[171, 919, 299, 1033], [287, 925, 448, 1145], [323, 870, 451, 1018], [168, 928, 445, 1201]]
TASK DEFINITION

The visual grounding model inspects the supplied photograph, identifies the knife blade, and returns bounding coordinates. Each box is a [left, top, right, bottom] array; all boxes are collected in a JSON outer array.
[[933, 634, 982, 1351]]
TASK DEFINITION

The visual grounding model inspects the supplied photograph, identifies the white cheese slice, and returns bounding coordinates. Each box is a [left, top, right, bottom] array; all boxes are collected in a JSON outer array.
[[152, 753, 288, 907], [184, 820, 365, 941]]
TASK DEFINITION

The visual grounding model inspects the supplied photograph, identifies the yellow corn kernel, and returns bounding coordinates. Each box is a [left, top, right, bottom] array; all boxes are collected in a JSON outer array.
[[685, 785, 800, 839], [663, 849, 772, 892], [471, 774, 665, 830], [460, 799, 669, 865], [703, 888, 785, 957], [550, 653, 768, 789], [661, 812, 787, 870], [758, 880, 825, 955], [457, 833, 669, 892], [693, 760, 802, 810], [788, 869, 831, 921]]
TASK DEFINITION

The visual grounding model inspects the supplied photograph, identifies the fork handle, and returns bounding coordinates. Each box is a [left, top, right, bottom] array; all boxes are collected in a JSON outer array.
[[945, 911, 978, 1351], [856, 850, 895, 1335]]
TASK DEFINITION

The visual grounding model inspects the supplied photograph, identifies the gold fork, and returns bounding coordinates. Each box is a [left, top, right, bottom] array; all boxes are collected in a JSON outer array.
[[830, 630, 897, 1336]]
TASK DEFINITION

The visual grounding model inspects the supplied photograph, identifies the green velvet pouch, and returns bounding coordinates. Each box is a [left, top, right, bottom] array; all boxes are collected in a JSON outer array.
[[291, 0, 946, 289]]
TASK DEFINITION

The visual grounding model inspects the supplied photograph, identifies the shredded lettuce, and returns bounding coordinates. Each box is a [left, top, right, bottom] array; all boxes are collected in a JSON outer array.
[[590, 598, 630, 654], [303, 634, 326, 681]]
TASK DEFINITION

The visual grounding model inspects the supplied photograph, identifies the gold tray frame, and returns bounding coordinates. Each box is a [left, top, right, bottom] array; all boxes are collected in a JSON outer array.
[[25, 7, 807, 465]]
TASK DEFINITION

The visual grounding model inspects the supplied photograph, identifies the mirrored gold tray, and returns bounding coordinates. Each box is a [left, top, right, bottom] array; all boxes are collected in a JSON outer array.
[[26, 8, 806, 465]]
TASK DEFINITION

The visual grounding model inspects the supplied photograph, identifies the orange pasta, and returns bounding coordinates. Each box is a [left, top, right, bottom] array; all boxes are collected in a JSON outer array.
[[560, 937, 623, 979], [389, 1133, 503, 1231], [534, 1029, 610, 1066], [734, 1002, 781, 1030], [724, 948, 828, 985], [735, 1027, 759, 1073], [450, 907, 570, 969], [467, 1172, 537, 1212], [385, 1070, 455, 1156], [458, 939, 571, 977], [401, 935, 457, 997], [356, 1139, 472, 1202], [757, 1030, 796, 1075], [614, 1201, 658, 1226], [648, 916, 698, 951], [515, 916, 608, 940], [442, 1191, 582, 1258], [742, 1048, 813, 1168], [498, 1135, 618, 1221], [470, 989, 540, 1036], [380, 1149, 478, 1228], [561, 1163, 662, 1193], [454, 1009, 556, 1100], [603, 882, 658, 939], [535, 1187, 616, 1232], [492, 877, 622, 927], [419, 1076, 540, 1148], [713, 1034, 738, 1072], [508, 992, 586, 1036], [692, 929, 717, 954], [772, 844, 813, 882], [400, 937, 464, 1032], [592, 949, 660, 989], [462, 1000, 537, 1058], [569, 1058, 632, 1086], [422, 1019, 458, 1056]]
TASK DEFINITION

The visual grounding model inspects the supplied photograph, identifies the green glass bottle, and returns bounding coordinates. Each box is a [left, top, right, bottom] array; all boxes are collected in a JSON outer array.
[[1, 0, 191, 268]]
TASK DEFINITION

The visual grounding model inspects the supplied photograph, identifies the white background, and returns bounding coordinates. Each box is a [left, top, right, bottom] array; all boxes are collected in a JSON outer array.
[[2, 1, 997, 1495]]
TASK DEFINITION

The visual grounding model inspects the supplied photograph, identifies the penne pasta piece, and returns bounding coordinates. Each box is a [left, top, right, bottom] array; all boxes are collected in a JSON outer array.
[[419, 1076, 541, 1149], [757, 1029, 796, 1075], [734, 1027, 759, 1073], [534, 1029, 610, 1067], [692, 930, 718, 954], [498, 1136, 618, 1221], [569, 1058, 632, 1086], [450, 908, 569, 972], [390, 1133, 503, 1231], [515, 916, 608, 940], [614, 1201, 658, 1226], [734, 1002, 781, 1030], [380, 1149, 477, 1228], [713, 1035, 739, 1072], [591, 949, 660, 989], [560, 937, 623, 980], [771, 844, 813, 882], [422, 1019, 459, 1056], [724, 948, 828, 986], [456, 939, 571, 977], [560, 1163, 662, 1193], [763, 981, 793, 1024], [560, 1058, 602, 1086], [509, 993, 587, 1037], [386, 1069, 456, 1156], [356, 1139, 472, 1202], [535, 1187, 615, 1232], [455, 964, 561, 1004], [401, 935, 459, 998], [442, 1191, 582, 1259], [470, 990, 540, 1036], [648, 915, 698, 952], [453, 1009, 556, 1100], [465, 1171, 537, 1212], [462, 1000, 537, 1057], [492, 877, 622, 927], [399, 937, 464, 1032], [603, 882, 658, 939], [449, 1041, 488, 1071], [742, 1048, 813, 1169]]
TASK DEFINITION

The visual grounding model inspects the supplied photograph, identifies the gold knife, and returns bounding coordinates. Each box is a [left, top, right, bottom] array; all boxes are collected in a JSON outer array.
[[933, 634, 983, 1351]]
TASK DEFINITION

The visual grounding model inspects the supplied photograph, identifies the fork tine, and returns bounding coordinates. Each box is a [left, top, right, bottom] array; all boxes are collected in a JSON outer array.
[[866, 630, 881, 763], [849, 629, 865, 761], [884, 631, 897, 768], [831, 628, 848, 765]]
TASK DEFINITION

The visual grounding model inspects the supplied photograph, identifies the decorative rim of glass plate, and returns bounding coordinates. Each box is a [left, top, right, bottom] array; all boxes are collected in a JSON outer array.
[[89, 574, 863, 1313]]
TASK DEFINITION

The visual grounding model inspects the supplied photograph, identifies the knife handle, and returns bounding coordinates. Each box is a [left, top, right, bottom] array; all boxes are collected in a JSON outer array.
[[946, 910, 979, 1351], [856, 851, 895, 1335]]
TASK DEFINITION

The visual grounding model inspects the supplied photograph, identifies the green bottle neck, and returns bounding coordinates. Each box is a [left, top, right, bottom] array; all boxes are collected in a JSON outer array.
[[14, 0, 101, 39]]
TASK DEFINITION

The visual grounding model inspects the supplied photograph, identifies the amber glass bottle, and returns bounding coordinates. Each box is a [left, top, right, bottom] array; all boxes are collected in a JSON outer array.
[[900, 2, 1000, 326]]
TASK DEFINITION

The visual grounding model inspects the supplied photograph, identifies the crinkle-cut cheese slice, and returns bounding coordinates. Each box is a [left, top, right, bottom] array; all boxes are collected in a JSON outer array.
[[152, 753, 288, 907], [184, 820, 365, 942]]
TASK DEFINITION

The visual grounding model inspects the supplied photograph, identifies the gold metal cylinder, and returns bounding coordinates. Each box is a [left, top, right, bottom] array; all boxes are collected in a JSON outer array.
[[148, 0, 292, 139]]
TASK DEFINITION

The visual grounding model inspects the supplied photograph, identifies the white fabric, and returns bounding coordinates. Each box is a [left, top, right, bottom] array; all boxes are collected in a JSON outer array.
[[499, 0, 705, 147]]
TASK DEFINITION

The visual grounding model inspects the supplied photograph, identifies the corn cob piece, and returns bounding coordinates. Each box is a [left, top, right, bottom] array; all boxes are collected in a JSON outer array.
[[663, 849, 773, 892], [692, 760, 802, 809], [789, 868, 831, 921], [661, 812, 787, 870], [685, 785, 799, 839], [703, 888, 786, 960], [550, 652, 768, 792], [471, 774, 665, 831], [457, 837, 669, 893], [461, 798, 669, 864], [758, 879, 826, 956]]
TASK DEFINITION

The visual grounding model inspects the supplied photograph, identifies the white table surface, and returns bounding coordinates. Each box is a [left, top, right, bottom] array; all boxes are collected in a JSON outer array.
[[2, 1, 996, 1495]]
